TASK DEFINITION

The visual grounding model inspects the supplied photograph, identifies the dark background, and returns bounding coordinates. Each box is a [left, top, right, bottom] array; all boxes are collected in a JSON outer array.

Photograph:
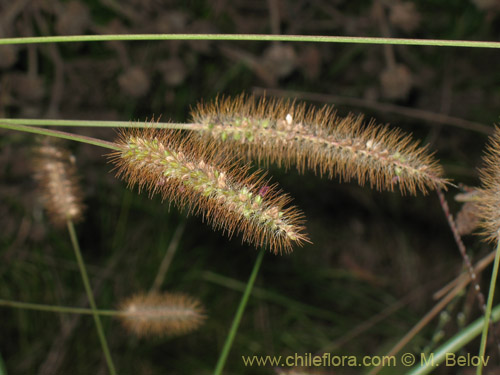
[[1, 0, 500, 374]]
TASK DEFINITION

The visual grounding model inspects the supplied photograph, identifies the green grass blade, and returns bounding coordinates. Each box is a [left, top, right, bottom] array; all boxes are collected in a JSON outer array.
[[0, 118, 192, 129], [406, 304, 500, 375], [0, 34, 500, 49], [213, 249, 265, 375], [477, 239, 500, 375], [0, 351, 6, 375], [0, 122, 119, 150], [67, 220, 117, 375], [0, 298, 118, 316]]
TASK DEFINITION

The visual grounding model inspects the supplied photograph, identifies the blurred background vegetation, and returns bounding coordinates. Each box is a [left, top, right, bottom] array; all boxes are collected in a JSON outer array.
[[1, 0, 500, 374]]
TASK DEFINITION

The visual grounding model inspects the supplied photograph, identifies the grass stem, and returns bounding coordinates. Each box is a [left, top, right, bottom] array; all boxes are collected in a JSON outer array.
[[406, 304, 500, 375], [0, 122, 119, 150], [0, 34, 500, 49], [477, 238, 500, 375], [0, 298, 118, 316], [0, 118, 193, 130], [0, 351, 6, 375], [67, 220, 117, 375], [213, 249, 265, 375], [150, 218, 187, 294]]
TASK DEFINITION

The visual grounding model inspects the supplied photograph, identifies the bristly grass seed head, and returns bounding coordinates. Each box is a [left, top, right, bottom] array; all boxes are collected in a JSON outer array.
[[476, 126, 500, 242], [109, 128, 309, 254], [119, 292, 205, 337], [32, 141, 85, 227], [191, 94, 449, 195]]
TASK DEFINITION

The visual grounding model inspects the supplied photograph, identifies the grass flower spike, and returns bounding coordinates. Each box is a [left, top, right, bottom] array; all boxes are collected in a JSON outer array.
[[109, 128, 309, 254], [191, 95, 448, 195], [32, 141, 85, 226], [119, 292, 205, 337], [476, 127, 500, 242]]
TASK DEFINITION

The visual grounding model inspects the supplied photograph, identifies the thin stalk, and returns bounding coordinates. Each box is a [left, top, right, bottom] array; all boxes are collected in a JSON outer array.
[[369, 248, 500, 375], [368, 280, 467, 375], [202, 271, 342, 322], [0, 34, 500, 49], [477, 238, 500, 375], [434, 250, 496, 300], [406, 304, 500, 375], [67, 220, 117, 375], [436, 189, 486, 312], [0, 351, 6, 375], [213, 249, 265, 375], [0, 122, 119, 150], [150, 218, 187, 294], [0, 298, 118, 316], [0, 118, 193, 129]]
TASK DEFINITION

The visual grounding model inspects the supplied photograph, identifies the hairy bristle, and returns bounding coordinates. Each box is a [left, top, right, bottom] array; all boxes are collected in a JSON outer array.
[[191, 94, 449, 195], [109, 128, 309, 254], [32, 142, 85, 226], [476, 126, 500, 242], [119, 292, 205, 337]]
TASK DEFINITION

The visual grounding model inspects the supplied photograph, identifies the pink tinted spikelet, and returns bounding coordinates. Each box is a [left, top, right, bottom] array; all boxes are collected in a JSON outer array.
[[192, 95, 449, 195], [32, 141, 84, 227], [119, 292, 205, 337], [109, 128, 309, 254], [476, 126, 500, 242]]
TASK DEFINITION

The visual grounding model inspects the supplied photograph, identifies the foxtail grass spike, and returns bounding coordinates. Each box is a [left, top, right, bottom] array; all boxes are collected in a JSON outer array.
[[109, 128, 309, 254], [477, 126, 500, 242], [191, 94, 449, 195], [119, 292, 205, 337], [32, 141, 85, 226]]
